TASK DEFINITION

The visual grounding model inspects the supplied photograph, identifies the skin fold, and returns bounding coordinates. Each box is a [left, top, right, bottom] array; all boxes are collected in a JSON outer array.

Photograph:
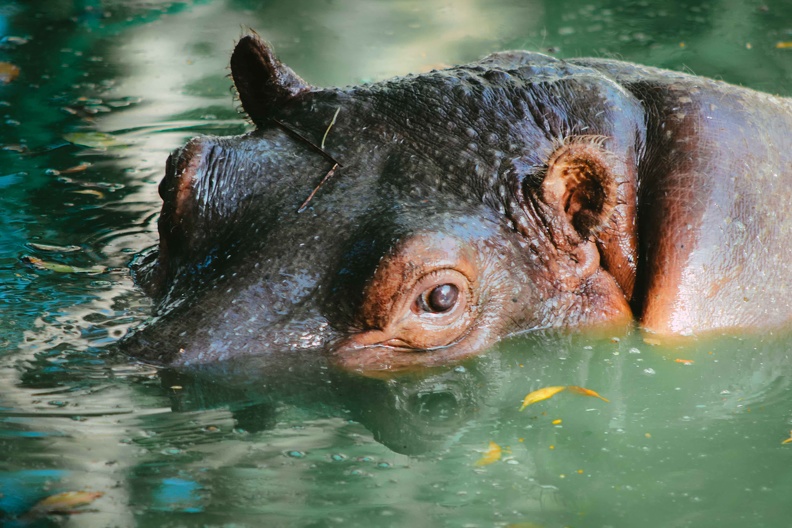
[[122, 35, 792, 374]]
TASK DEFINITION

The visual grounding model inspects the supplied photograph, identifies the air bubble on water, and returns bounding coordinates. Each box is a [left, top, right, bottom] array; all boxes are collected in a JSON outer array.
[[286, 450, 306, 458], [629, 347, 641, 354], [643, 368, 656, 376]]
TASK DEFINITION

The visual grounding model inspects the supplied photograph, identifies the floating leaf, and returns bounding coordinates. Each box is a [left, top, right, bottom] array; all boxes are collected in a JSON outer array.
[[29, 491, 103, 515], [63, 131, 125, 149], [675, 358, 694, 365], [568, 385, 610, 402], [474, 441, 502, 466], [73, 189, 105, 198], [3, 144, 28, 153], [61, 162, 92, 174], [23, 255, 106, 274], [0, 62, 20, 84], [28, 243, 81, 253], [519, 386, 565, 411], [783, 431, 792, 445], [776, 41, 792, 49]]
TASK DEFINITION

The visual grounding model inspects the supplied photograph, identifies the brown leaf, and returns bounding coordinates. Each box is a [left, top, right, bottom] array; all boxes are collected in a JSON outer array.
[[0, 62, 20, 84]]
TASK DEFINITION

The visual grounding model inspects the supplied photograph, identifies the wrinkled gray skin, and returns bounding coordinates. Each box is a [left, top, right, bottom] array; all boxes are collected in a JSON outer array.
[[123, 35, 792, 374]]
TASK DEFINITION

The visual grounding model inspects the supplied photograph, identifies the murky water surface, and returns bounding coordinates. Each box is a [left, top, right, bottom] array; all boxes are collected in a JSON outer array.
[[3, 1, 792, 526]]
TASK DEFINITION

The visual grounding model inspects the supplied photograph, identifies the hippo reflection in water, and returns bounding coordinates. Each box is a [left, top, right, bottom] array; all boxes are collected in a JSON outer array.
[[123, 34, 792, 374]]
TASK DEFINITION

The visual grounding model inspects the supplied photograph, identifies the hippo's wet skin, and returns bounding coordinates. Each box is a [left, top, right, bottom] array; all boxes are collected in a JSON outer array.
[[123, 35, 792, 373]]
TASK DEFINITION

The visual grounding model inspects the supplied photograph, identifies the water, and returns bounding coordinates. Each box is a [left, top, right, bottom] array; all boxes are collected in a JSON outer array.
[[2, 0, 792, 526]]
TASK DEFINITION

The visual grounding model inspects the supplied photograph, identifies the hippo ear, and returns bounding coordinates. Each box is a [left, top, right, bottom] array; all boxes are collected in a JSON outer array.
[[230, 34, 311, 125], [540, 140, 618, 240]]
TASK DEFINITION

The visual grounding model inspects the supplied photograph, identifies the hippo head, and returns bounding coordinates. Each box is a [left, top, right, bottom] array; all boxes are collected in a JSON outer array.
[[124, 35, 644, 374]]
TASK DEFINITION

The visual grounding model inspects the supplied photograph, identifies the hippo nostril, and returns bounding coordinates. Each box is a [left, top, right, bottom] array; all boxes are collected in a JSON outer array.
[[158, 139, 214, 224]]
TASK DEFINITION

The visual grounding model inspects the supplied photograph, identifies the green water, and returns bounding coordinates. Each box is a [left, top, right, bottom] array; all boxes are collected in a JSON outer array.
[[2, 0, 792, 526]]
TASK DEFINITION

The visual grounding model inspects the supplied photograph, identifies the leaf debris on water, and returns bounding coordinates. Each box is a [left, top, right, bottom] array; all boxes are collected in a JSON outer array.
[[520, 385, 611, 410], [0, 62, 20, 84], [28, 491, 104, 515], [73, 189, 105, 198], [519, 386, 566, 411], [61, 162, 92, 174], [28, 243, 81, 253], [63, 131, 125, 149], [23, 255, 106, 274], [474, 441, 502, 466], [567, 385, 610, 402], [782, 431, 792, 444]]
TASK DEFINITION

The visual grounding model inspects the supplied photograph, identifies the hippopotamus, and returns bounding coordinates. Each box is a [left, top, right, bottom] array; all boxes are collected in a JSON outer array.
[[123, 34, 792, 374]]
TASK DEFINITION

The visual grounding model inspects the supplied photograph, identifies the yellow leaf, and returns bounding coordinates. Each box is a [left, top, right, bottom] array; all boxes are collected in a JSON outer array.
[[0, 62, 20, 84], [782, 431, 792, 444], [474, 441, 502, 466], [61, 162, 92, 174], [675, 358, 694, 365], [30, 491, 103, 514], [776, 41, 792, 49], [64, 131, 125, 149], [23, 255, 106, 274], [568, 385, 610, 402], [73, 189, 105, 198], [519, 386, 565, 411]]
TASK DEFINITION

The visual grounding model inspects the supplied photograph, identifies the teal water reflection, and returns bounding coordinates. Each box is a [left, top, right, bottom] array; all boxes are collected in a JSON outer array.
[[2, 0, 792, 526]]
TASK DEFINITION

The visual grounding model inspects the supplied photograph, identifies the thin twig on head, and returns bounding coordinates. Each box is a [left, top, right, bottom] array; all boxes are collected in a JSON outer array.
[[321, 107, 341, 151], [298, 163, 339, 213], [272, 118, 342, 166]]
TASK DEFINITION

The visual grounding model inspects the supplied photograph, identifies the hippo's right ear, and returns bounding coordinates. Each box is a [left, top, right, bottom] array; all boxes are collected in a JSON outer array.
[[230, 34, 311, 125], [539, 139, 619, 241]]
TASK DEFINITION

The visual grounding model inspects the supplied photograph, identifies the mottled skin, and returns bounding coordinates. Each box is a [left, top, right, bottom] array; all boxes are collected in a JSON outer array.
[[123, 35, 792, 373]]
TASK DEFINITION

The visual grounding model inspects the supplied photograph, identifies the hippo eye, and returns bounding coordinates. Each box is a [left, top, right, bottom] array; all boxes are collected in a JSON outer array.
[[416, 284, 459, 314]]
